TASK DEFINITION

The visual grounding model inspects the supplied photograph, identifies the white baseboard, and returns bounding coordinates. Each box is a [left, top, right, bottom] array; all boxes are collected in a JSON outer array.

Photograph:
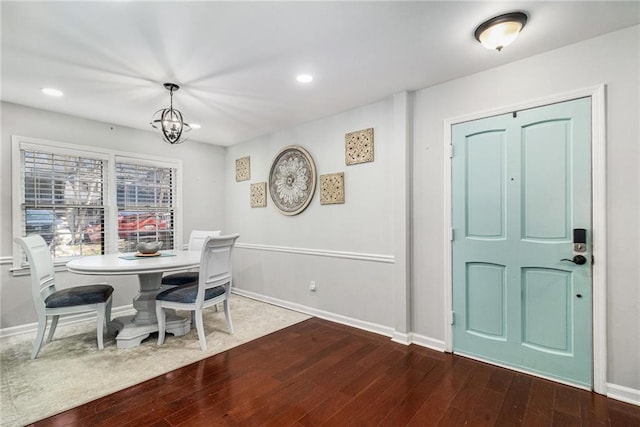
[[231, 288, 448, 354], [607, 383, 640, 406], [4, 288, 637, 407], [409, 332, 446, 352], [391, 331, 411, 345], [232, 288, 396, 338], [0, 305, 135, 338]]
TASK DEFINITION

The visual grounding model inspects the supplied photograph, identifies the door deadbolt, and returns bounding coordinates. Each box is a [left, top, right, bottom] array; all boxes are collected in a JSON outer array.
[[573, 229, 587, 253]]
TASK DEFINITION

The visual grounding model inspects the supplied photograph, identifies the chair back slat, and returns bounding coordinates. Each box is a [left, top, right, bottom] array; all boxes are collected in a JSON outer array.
[[14, 235, 57, 311], [188, 230, 221, 251], [197, 234, 239, 304]]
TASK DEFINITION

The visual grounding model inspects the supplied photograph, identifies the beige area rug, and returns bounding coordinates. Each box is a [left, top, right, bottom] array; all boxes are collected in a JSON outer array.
[[0, 295, 310, 427]]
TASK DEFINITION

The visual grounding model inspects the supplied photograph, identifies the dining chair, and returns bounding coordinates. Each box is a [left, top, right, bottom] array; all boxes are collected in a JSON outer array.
[[156, 233, 239, 351], [14, 235, 114, 359], [160, 229, 221, 287]]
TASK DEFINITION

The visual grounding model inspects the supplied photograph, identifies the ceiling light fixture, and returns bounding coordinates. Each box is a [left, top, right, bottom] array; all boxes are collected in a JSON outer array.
[[41, 87, 63, 97], [150, 82, 191, 144], [474, 12, 528, 51], [296, 74, 313, 83]]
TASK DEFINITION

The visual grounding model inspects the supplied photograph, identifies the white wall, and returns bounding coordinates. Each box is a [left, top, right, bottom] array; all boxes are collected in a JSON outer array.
[[412, 26, 639, 392], [226, 98, 401, 332], [0, 102, 227, 329]]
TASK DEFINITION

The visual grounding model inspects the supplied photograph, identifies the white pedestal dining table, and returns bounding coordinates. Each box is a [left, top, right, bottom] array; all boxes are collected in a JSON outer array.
[[66, 251, 201, 349]]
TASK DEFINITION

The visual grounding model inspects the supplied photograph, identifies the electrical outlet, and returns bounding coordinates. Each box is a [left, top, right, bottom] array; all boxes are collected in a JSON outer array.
[[310, 281, 316, 292]]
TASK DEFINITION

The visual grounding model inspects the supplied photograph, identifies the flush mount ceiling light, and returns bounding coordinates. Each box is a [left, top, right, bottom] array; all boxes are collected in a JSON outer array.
[[150, 83, 191, 144], [474, 12, 528, 51]]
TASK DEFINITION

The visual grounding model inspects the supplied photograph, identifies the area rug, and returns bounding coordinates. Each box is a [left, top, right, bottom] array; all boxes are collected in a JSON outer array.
[[0, 295, 310, 427]]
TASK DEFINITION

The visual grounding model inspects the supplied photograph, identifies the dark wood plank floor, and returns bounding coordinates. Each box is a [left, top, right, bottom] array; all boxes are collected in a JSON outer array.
[[31, 318, 640, 426]]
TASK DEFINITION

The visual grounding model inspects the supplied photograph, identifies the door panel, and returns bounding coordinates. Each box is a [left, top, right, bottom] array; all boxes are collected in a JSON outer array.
[[522, 120, 570, 239], [522, 267, 571, 353], [466, 130, 506, 238], [452, 97, 592, 388], [466, 262, 506, 339]]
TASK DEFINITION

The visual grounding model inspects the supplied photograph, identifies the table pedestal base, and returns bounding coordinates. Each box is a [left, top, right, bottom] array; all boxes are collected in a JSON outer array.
[[111, 312, 190, 349]]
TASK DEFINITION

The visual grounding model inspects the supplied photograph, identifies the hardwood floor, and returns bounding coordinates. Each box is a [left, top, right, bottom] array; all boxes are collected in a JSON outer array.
[[31, 318, 640, 426]]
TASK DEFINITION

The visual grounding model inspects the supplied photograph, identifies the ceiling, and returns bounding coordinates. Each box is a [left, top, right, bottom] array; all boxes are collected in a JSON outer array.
[[2, 1, 639, 147]]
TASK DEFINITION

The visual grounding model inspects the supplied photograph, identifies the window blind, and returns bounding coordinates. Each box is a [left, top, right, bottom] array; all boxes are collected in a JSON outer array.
[[115, 161, 175, 251], [21, 148, 106, 258]]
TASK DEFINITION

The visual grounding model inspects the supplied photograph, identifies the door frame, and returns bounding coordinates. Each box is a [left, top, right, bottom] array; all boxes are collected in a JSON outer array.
[[442, 85, 607, 394]]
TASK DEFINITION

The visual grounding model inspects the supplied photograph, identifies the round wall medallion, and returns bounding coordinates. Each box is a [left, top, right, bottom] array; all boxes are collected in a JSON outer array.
[[269, 146, 317, 215]]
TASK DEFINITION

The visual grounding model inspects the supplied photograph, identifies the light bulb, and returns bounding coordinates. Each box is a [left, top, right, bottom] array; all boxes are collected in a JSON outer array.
[[479, 21, 523, 51]]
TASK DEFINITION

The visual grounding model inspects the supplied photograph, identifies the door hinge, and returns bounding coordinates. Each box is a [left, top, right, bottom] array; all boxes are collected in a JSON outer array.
[[450, 228, 454, 241], [450, 311, 455, 325], [591, 255, 595, 265], [448, 144, 453, 158]]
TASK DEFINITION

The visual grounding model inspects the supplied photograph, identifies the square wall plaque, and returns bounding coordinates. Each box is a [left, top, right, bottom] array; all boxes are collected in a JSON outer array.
[[235, 156, 251, 182], [320, 172, 345, 205], [250, 182, 267, 208], [345, 127, 374, 165]]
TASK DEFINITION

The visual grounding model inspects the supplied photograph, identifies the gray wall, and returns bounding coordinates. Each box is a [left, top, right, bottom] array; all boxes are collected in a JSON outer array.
[[0, 102, 226, 328], [1, 25, 638, 397], [226, 98, 399, 331], [225, 26, 640, 394], [412, 25, 639, 392]]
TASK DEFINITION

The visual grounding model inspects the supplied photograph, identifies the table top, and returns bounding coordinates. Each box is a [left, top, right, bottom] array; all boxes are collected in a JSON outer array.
[[66, 251, 201, 276]]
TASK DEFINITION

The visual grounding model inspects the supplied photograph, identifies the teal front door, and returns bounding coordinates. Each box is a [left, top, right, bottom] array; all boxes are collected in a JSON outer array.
[[452, 97, 593, 388]]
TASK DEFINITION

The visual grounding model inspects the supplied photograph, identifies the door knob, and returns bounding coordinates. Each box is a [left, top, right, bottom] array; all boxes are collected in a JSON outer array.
[[561, 255, 587, 265]]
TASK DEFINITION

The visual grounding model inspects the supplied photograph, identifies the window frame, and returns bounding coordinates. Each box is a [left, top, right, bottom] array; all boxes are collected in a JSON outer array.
[[12, 135, 183, 271]]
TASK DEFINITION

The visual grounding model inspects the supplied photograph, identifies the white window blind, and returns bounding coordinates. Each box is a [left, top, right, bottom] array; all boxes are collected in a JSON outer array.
[[115, 160, 176, 252], [13, 136, 182, 268], [21, 148, 106, 259]]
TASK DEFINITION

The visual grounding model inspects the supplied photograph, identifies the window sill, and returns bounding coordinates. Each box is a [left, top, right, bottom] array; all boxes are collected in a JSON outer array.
[[11, 262, 75, 277]]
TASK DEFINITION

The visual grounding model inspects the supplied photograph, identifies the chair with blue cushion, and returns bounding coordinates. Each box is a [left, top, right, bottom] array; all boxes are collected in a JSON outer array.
[[160, 230, 221, 287], [14, 235, 114, 359], [156, 233, 239, 351]]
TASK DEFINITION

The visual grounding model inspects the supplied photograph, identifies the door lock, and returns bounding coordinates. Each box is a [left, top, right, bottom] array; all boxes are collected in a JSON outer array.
[[573, 229, 587, 253], [561, 255, 587, 265]]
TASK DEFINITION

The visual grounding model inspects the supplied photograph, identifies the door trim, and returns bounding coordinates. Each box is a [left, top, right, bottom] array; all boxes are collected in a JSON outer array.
[[442, 85, 607, 394]]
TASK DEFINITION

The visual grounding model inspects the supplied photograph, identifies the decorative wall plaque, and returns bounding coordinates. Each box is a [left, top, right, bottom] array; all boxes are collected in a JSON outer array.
[[320, 172, 345, 205], [269, 146, 316, 215], [250, 182, 267, 208], [345, 127, 374, 165], [235, 156, 251, 182]]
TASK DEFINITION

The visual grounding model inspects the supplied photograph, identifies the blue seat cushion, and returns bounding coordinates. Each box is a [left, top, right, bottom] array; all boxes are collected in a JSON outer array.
[[45, 284, 114, 308], [161, 271, 199, 286], [156, 284, 225, 304]]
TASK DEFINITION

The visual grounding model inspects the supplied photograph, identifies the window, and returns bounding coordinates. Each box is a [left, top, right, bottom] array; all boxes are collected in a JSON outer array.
[[12, 136, 182, 269], [115, 160, 176, 252]]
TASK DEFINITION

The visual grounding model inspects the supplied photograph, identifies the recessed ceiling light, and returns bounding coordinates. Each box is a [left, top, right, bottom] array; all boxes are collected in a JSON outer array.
[[190, 123, 201, 129], [296, 74, 313, 83], [41, 87, 64, 97]]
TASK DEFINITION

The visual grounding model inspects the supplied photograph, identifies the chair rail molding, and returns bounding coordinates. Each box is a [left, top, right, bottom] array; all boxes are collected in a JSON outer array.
[[235, 243, 394, 264]]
